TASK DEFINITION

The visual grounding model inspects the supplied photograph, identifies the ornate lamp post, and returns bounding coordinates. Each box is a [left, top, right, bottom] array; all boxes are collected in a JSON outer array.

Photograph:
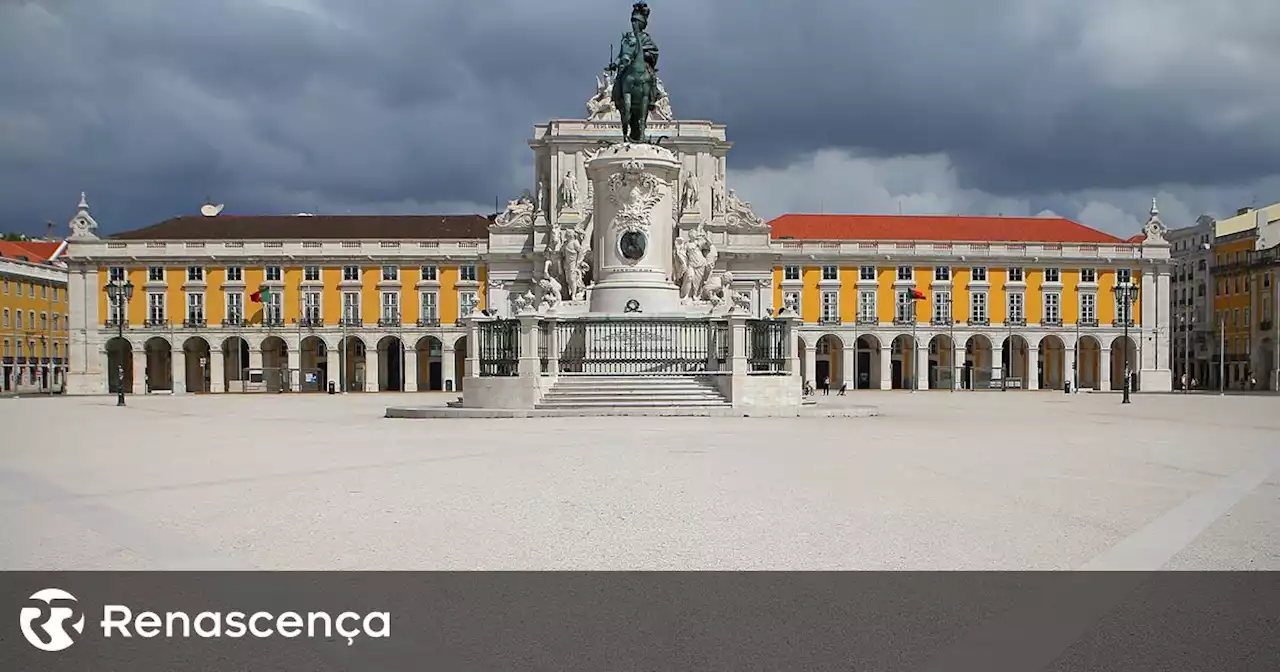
[[104, 279, 135, 406], [1114, 282, 1139, 404]]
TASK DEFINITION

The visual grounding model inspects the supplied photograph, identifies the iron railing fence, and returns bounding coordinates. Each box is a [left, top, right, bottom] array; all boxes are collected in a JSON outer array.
[[549, 318, 730, 375], [478, 319, 520, 376], [746, 319, 788, 374]]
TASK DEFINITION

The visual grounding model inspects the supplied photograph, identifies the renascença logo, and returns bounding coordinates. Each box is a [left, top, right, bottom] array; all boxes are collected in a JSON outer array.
[[18, 588, 392, 652], [20, 588, 86, 652]]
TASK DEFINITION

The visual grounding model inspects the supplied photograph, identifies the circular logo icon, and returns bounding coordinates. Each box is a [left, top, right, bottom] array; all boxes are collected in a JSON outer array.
[[19, 588, 85, 652]]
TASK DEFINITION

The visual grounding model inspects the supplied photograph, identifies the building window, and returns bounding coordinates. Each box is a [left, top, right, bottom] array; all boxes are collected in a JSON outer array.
[[342, 266, 360, 282], [40, 312, 47, 331], [897, 266, 913, 281], [28, 283, 35, 297], [187, 266, 204, 282], [1081, 268, 1096, 283], [148, 266, 164, 282], [859, 265, 876, 281], [1244, 308, 1250, 328], [1044, 268, 1060, 283], [107, 267, 125, 282], [27, 310, 34, 329], [147, 293, 166, 324], [301, 266, 319, 282], [970, 292, 988, 323], [303, 291, 322, 322], [857, 290, 876, 322], [1080, 294, 1096, 324], [420, 291, 438, 323], [1007, 293, 1024, 322], [343, 292, 361, 324], [264, 292, 282, 324], [226, 266, 243, 282], [1044, 293, 1061, 323], [265, 266, 282, 282], [1198, 259, 1207, 272], [458, 290, 479, 317], [381, 292, 400, 322], [382, 265, 399, 282], [226, 293, 244, 324], [1117, 269, 1132, 285], [1263, 272, 1271, 289], [1008, 267, 1024, 282], [783, 265, 800, 281], [934, 266, 951, 282], [932, 290, 951, 323], [40, 284, 47, 299], [821, 265, 838, 281], [107, 294, 125, 325], [1, 340, 7, 357], [783, 290, 801, 315], [420, 265, 438, 282], [820, 290, 839, 322], [1235, 276, 1242, 293], [1, 278, 6, 294], [895, 290, 913, 322], [186, 293, 205, 324], [971, 267, 987, 282], [2, 308, 7, 328], [459, 265, 478, 282]]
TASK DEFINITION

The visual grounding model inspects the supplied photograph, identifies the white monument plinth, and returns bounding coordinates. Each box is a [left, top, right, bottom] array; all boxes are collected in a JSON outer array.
[[585, 143, 683, 315]]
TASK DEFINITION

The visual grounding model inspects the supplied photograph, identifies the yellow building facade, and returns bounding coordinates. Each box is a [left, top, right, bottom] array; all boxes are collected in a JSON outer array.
[[768, 210, 1171, 392], [63, 200, 491, 394], [1, 242, 69, 392], [1210, 203, 1280, 389]]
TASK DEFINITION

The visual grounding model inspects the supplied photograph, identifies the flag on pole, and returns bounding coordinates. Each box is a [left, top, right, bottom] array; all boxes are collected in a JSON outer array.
[[909, 288, 926, 300], [250, 287, 271, 303]]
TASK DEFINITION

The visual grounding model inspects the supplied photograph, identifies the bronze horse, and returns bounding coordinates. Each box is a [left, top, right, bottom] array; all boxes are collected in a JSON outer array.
[[610, 2, 659, 143]]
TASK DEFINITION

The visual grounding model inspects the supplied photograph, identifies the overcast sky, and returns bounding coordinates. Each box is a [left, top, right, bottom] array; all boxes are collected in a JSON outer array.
[[2, 0, 1278, 237]]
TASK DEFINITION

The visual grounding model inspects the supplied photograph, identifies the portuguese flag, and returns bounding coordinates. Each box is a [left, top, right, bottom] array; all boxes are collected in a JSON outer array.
[[250, 287, 271, 303], [909, 288, 926, 300]]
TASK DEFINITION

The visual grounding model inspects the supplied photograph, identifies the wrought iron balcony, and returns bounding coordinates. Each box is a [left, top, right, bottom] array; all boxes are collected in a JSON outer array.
[[183, 318, 207, 328], [1005, 318, 1027, 327], [103, 318, 126, 328], [222, 318, 245, 327], [377, 317, 402, 327], [854, 315, 877, 326], [968, 317, 990, 326], [339, 317, 363, 327], [298, 317, 324, 328], [892, 317, 915, 326], [1078, 318, 1099, 328], [1112, 318, 1135, 327], [930, 317, 953, 326], [1041, 318, 1063, 327], [417, 317, 441, 327], [143, 318, 168, 328], [818, 317, 842, 326], [262, 317, 285, 327]]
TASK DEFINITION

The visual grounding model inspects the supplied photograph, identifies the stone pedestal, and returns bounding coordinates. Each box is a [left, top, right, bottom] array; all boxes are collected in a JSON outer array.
[[585, 143, 682, 315]]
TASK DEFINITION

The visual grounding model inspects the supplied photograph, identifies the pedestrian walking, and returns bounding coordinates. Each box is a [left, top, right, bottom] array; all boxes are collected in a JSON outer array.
[[837, 382, 847, 396]]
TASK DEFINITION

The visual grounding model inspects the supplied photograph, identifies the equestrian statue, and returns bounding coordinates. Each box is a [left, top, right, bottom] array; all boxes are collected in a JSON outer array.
[[607, 2, 661, 143]]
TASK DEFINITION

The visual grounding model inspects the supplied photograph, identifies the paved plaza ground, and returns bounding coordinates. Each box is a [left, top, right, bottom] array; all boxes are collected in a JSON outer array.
[[1, 390, 1277, 571]]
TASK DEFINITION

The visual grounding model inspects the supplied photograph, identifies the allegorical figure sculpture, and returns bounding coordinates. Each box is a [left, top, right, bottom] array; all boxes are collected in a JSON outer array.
[[494, 191, 535, 228], [673, 226, 718, 302], [558, 169, 579, 212], [710, 173, 727, 218], [609, 2, 660, 143], [680, 170, 699, 213], [561, 227, 590, 301]]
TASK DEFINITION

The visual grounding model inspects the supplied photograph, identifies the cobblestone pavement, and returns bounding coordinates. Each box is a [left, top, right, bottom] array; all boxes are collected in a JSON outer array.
[[2, 390, 1276, 570]]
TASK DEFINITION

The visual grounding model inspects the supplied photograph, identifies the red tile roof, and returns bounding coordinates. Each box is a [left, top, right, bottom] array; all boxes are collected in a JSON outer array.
[[769, 214, 1129, 244], [110, 214, 492, 240], [0, 240, 65, 263]]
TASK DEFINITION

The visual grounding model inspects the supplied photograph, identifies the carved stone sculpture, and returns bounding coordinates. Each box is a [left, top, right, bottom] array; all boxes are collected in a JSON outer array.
[[558, 169, 579, 213], [561, 227, 590, 301], [724, 188, 767, 228], [702, 271, 734, 305], [672, 225, 718, 301], [494, 192, 535, 228], [710, 173, 726, 218], [606, 158, 665, 234], [680, 170, 699, 213], [1142, 197, 1168, 244]]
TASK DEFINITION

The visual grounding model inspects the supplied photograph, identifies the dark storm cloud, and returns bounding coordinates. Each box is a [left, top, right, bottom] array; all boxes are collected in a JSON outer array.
[[1, 0, 1277, 233]]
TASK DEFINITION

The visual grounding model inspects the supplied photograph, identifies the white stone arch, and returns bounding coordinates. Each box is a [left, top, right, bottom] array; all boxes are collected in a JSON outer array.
[[103, 335, 136, 394], [1037, 334, 1068, 390], [1076, 334, 1103, 390], [888, 333, 917, 390], [143, 335, 173, 392], [813, 333, 845, 389]]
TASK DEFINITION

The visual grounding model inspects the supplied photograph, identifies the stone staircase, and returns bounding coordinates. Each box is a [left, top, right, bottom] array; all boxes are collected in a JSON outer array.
[[535, 375, 731, 409]]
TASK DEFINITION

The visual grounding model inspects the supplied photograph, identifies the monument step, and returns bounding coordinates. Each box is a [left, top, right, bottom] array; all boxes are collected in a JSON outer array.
[[535, 399, 732, 409], [540, 374, 730, 408], [540, 392, 728, 402]]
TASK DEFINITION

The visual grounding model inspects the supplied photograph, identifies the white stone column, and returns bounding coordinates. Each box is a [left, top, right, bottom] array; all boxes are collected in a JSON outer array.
[[442, 346, 457, 392], [842, 341, 855, 390], [170, 349, 186, 394], [131, 345, 145, 394], [210, 352, 225, 393], [802, 342, 817, 387], [953, 346, 965, 390], [879, 346, 892, 389], [915, 344, 929, 390], [1100, 346, 1112, 391], [364, 346, 380, 392], [1066, 345, 1077, 391], [326, 353, 340, 394], [1026, 345, 1040, 390], [66, 266, 104, 394], [403, 347, 418, 392], [991, 346, 1004, 388]]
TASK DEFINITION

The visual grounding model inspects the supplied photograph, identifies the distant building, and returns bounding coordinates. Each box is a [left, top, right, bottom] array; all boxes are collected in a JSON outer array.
[[0, 237, 69, 393], [1209, 203, 1280, 391], [1166, 215, 1215, 388]]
